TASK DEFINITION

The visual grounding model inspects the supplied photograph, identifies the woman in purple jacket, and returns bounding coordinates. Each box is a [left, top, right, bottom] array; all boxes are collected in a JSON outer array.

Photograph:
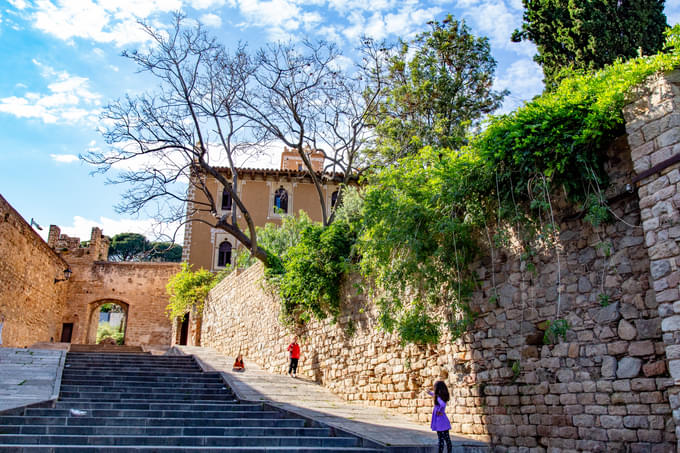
[[428, 381, 452, 453]]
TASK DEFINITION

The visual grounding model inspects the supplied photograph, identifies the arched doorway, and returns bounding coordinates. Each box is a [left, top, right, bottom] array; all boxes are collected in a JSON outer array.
[[85, 300, 129, 345]]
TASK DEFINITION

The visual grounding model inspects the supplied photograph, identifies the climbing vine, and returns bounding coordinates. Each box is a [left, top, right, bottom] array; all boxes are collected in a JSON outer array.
[[259, 27, 680, 344]]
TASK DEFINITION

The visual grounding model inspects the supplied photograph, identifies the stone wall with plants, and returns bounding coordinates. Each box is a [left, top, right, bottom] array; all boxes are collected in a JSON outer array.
[[202, 134, 675, 450], [202, 58, 680, 451]]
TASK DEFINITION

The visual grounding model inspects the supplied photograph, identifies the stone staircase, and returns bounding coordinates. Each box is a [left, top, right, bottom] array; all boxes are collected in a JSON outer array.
[[0, 352, 384, 452], [68, 344, 145, 354]]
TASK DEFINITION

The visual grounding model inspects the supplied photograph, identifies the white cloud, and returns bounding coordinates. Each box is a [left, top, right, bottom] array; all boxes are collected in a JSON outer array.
[[199, 13, 222, 27], [339, 5, 441, 42], [50, 153, 80, 163], [494, 58, 544, 113], [457, 0, 536, 57], [0, 60, 101, 125], [30, 0, 182, 46], [8, 0, 29, 9], [56, 215, 184, 244], [188, 0, 229, 8]]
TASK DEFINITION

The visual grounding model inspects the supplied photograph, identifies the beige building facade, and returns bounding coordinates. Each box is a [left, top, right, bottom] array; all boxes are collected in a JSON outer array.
[[183, 148, 345, 272]]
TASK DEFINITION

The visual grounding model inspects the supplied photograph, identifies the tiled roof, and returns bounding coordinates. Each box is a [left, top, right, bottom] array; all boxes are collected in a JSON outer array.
[[211, 166, 350, 181]]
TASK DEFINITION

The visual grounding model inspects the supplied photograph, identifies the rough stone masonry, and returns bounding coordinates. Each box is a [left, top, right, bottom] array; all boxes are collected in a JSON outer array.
[[201, 70, 680, 452]]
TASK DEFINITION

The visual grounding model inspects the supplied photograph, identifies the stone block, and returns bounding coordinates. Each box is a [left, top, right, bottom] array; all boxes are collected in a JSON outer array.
[[618, 319, 637, 340], [635, 318, 661, 340], [629, 341, 655, 356], [600, 415, 623, 429], [668, 359, 680, 381], [617, 357, 642, 378], [596, 302, 620, 324], [661, 315, 680, 332], [607, 428, 638, 442], [642, 361, 666, 377], [623, 415, 649, 428], [655, 127, 680, 148], [650, 260, 672, 280], [601, 356, 617, 378], [572, 414, 594, 427]]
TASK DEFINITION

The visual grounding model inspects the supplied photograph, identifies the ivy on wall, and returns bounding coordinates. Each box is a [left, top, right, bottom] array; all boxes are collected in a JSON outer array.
[[254, 26, 680, 344]]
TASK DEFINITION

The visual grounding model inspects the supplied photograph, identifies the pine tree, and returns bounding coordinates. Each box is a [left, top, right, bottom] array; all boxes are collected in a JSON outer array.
[[512, 0, 668, 88]]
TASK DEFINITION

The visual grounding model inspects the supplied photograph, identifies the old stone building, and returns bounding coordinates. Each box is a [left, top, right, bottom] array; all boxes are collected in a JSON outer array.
[[182, 147, 344, 272], [0, 199, 179, 348]]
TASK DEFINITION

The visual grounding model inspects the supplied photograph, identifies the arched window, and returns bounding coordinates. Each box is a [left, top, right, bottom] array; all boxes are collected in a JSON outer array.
[[217, 241, 232, 267], [221, 188, 232, 211], [331, 190, 339, 208], [274, 187, 288, 213]]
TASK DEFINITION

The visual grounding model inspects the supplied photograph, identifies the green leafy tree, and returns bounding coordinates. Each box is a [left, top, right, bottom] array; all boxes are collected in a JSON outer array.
[[371, 15, 506, 161], [165, 263, 219, 320], [360, 146, 488, 343], [275, 220, 355, 323], [108, 233, 150, 261], [108, 233, 182, 262], [148, 242, 182, 262], [512, 0, 668, 87]]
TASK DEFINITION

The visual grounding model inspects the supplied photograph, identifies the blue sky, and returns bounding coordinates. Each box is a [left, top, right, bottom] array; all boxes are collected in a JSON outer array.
[[1, 0, 679, 243]]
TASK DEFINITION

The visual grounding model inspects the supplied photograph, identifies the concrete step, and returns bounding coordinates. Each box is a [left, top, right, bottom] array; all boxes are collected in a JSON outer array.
[[0, 446, 383, 452], [0, 352, 382, 453], [0, 425, 332, 437], [54, 401, 245, 411], [68, 345, 146, 354], [0, 434, 360, 447], [0, 417, 305, 428], [59, 383, 229, 392], [61, 370, 212, 378], [58, 391, 235, 401], [62, 366, 202, 373], [60, 376, 224, 385], [25, 407, 270, 418]]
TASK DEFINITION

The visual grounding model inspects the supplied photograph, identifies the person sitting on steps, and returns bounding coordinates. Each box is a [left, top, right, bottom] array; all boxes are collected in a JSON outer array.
[[232, 354, 245, 372]]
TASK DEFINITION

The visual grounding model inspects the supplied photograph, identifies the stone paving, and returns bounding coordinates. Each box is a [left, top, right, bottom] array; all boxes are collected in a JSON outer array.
[[175, 346, 489, 453], [0, 347, 65, 412]]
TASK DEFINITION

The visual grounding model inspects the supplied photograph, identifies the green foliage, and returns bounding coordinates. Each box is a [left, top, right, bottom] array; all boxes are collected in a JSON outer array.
[[543, 319, 569, 345], [274, 220, 355, 323], [371, 14, 506, 161], [512, 0, 668, 87], [359, 31, 680, 344], [360, 146, 489, 342], [165, 263, 219, 320], [257, 211, 316, 260], [477, 34, 680, 211], [108, 232, 181, 262], [511, 360, 521, 381], [395, 303, 441, 345], [258, 208, 357, 324], [598, 293, 611, 307], [150, 242, 182, 262], [96, 322, 124, 345], [109, 233, 149, 261]]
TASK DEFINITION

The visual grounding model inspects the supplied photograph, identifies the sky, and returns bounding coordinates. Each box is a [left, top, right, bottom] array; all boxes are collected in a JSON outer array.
[[1, 0, 679, 244]]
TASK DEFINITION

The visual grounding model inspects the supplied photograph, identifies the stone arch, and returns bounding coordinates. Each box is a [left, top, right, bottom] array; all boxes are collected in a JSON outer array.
[[85, 299, 129, 345]]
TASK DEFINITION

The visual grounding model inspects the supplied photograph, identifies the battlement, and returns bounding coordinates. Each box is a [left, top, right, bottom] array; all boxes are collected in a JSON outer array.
[[48, 225, 110, 261]]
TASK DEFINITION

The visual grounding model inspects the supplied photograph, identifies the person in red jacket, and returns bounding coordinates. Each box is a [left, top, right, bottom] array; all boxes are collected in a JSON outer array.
[[287, 336, 300, 378]]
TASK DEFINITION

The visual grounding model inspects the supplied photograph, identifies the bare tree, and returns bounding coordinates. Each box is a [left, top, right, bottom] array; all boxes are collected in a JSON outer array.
[[315, 38, 389, 223], [242, 40, 388, 226], [83, 14, 272, 265]]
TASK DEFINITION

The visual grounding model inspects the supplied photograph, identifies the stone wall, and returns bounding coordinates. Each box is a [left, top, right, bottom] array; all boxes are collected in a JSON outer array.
[[0, 194, 69, 347], [623, 70, 680, 451], [64, 260, 180, 346], [201, 72, 680, 452]]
